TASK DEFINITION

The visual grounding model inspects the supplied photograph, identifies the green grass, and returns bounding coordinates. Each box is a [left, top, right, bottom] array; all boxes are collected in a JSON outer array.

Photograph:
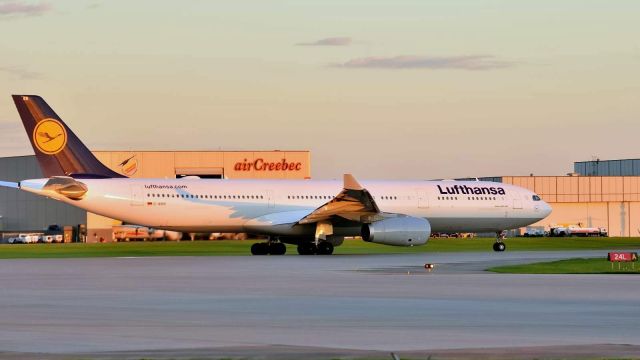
[[488, 257, 640, 274], [0, 237, 639, 259]]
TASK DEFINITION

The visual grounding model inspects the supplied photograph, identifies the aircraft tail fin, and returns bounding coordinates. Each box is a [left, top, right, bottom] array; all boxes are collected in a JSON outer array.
[[12, 95, 124, 178]]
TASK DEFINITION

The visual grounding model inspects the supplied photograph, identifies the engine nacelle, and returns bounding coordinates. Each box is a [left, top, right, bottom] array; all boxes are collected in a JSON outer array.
[[361, 216, 431, 246]]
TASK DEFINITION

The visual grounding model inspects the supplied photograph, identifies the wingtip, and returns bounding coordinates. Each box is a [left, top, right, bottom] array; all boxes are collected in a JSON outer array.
[[344, 173, 363, 190]]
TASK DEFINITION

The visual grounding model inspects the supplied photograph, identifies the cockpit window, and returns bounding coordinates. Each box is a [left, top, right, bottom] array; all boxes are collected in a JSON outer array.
[[532, 195, 541, 201]]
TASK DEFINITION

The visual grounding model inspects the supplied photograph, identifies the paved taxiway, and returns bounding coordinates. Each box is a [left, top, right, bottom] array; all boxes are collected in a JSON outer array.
[[0, 250, 639, 358]]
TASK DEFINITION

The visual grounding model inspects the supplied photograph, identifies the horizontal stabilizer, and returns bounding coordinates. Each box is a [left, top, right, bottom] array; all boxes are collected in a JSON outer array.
[[0, 180, 19, 189], [43, 176, 88, 200]]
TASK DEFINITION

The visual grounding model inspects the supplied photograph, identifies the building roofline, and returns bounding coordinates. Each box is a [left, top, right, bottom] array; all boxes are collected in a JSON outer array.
[[574, 158, 640, 164], [91, 150, 311, 153], [0, 154, 36, 159]]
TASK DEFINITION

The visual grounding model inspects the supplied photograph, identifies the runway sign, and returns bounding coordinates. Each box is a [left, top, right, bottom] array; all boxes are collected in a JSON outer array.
[[607, 252, 638, 262]]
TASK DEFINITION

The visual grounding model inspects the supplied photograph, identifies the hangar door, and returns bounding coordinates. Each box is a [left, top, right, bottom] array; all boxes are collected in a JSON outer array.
[[175, 167, 223, 179]]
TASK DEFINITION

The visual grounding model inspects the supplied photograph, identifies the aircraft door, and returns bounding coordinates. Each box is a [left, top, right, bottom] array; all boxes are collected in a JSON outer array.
[[130, 185, 144, 206], [266, 190, 275, 208], [512, 197, 523, 209]]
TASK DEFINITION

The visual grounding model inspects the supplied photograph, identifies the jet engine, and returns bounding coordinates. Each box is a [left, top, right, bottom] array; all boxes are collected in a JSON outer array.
[[361, 216, 431, 246]]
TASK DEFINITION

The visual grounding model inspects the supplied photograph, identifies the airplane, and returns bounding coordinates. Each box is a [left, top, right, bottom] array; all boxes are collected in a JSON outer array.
[[0, 95, 552, 255]]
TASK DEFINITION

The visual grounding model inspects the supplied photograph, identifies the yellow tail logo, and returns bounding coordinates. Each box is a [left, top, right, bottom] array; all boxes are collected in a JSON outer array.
[[33, 118, 67, 155]]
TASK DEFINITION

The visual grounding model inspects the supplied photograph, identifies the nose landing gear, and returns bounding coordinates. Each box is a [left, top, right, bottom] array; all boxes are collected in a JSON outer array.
[[493, 231, 507, 252]]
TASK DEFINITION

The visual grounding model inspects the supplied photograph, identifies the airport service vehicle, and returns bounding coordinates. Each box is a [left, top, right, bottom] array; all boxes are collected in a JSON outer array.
[[209, 232, 249, 240], [7, 233, 39, 244], [550, 225, 608, 237], [522, 228, 547, 237], [113, 225, 182, 241], [0, 95, 552, 255], [39, 235, 54, 243]]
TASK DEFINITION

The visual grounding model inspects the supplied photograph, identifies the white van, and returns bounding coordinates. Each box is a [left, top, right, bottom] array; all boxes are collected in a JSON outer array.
[[8, 234, 39, 244]]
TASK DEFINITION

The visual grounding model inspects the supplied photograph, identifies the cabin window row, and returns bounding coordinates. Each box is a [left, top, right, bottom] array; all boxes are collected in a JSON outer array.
[[287, 195, 332, 200], [147, 193, 264, 200], [286, 195, 398, 200], [145, 193, 401, 201], [437, 196, 497, 200]]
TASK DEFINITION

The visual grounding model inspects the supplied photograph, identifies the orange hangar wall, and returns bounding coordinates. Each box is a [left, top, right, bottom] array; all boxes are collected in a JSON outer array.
[[503, 176, 640, 237], [92, 150, 311, 180]]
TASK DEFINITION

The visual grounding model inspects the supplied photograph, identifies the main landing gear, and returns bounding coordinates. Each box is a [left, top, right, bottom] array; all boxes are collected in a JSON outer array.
[[251, 241, 286, 255], [493, 231, 507, 252], [297, 241, 334, 255]]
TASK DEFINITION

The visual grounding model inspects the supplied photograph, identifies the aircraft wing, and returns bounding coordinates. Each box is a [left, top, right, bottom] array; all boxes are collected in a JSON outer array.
[[297, 174, 382, 224]]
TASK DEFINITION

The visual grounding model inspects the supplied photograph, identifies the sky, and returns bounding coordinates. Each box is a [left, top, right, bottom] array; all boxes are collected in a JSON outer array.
[[0, 0, 638, 180]]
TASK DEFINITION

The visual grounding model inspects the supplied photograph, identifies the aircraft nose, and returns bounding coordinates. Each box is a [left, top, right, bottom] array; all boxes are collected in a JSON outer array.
[[540, 201, 552, 218]]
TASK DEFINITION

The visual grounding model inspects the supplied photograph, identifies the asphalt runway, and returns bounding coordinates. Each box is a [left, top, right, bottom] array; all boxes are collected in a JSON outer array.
[[1, 250, 639, 359]]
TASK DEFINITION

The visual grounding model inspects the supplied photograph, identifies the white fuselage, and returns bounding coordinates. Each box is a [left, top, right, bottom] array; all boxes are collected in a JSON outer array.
[[19, 178, 551, 238]]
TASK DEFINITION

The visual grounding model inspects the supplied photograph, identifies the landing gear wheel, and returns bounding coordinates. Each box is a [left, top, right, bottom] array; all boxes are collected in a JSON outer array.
[[269, 242, 286, 255], [316, 242, 334, 255], [297, 242, 317, 255], [251, 242, 269, 255], [493, 242, 506, 252]]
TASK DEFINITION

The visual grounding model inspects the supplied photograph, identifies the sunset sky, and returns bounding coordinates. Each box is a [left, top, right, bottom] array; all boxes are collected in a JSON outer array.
[[1, 0, 638, 179]]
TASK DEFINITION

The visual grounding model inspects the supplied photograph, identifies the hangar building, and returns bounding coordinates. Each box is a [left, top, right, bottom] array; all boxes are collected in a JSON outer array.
[[501, 175, 640, 237], [471, 159, 640, 237], [2, 153, 640, 240], [0, 150, 310, 241], [574, 158, 640, 176]]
